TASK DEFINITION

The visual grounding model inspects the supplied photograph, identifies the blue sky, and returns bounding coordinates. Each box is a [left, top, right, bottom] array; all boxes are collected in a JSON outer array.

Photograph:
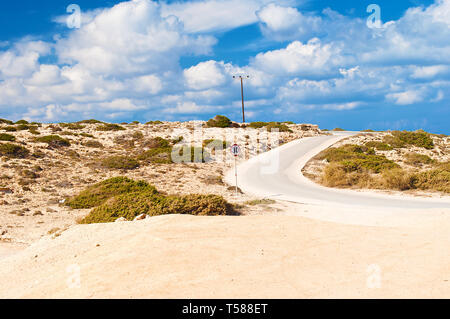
[[0, 0, 448, 133]]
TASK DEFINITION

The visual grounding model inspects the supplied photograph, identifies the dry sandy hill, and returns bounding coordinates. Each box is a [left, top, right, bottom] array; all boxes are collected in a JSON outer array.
[[0, 121, 320, 244]]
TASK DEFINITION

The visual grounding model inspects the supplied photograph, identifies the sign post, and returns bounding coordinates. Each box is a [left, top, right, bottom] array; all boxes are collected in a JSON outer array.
[[230, 144, 241, 196]]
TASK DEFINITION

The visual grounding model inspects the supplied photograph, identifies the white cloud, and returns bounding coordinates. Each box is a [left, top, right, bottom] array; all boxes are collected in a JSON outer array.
[[386, 90, 424, 105], [183, 60, 229, 90], [161, 0, 298, 33], [56, 0, 216, 76], [411, 65, 449, 79], [256, 3, 322, 41], [251, 39, 343, 76]]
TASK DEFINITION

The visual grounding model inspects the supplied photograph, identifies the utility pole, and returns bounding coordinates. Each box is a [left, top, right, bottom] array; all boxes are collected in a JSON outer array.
[[233, 75, 249, 123]]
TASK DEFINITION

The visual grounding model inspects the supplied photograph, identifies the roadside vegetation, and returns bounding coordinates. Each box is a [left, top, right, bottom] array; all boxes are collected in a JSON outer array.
[[248, 122, 292, 132], [66, 177, 237, 223], [314, 130, 449, 193]]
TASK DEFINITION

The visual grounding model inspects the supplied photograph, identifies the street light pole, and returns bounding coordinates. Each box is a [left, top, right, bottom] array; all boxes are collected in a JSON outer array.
[[233, 75, 249, 123]]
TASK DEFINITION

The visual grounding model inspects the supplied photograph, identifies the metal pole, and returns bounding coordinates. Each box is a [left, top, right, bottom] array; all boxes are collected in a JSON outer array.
[[234, 156, 238, 197], [240, 77, 245, 123]]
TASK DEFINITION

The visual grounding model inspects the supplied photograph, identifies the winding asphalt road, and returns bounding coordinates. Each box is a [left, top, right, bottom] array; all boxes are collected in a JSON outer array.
[[225, 132, 450, 210]]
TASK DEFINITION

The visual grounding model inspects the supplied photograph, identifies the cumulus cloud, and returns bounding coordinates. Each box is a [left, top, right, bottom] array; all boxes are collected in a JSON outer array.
[[256, 3, 322, 41], [386, 90, 424, 105], [251, 38, 343, 77], [0, 0, 448, 129], [184, 60, 228, 90]]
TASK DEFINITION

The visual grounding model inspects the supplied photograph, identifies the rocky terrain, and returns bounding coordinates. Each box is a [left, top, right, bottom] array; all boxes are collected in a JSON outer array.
[[0, 119, 321, 245]]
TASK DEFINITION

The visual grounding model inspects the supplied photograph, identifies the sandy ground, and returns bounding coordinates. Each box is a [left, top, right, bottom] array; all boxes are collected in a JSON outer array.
[[1, 202, 449, 300], [0, 205, 449, 299]]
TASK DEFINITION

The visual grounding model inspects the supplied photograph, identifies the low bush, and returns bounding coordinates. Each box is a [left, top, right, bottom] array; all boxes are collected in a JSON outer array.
[[321, 163, 373, 188], [365, 141, 393, 151], [35, 135, 71, 148], [384, 130, 434, 149], [414, 167, 450, 193], [143, 136, 170, 149], [2, 126, 17, 132], [74, 177, 236, 223], [0, 119, 14, 125], [332, 128, 345, 131], [248, 122, 292, 132], [138, 147, 173, 164], [101, 155, 140, 170], [15, 120, 29, 125], [66, 177, 157, 209], [206, 115, 232, 128], [317, 144, 398, 174], [15, 124, 30, 131], [171, 146, 210, 163], [202, 139, 229, 149], [96, 123, 126, 131], [145, 120, 163, 125], [0, 134, 15, 142], [28, 127, 40, 135], [77, 119, 103, 124], [0, 143, 29, 158], [60, 123, 85, 130], [82, 140, 104, 148], [381, 168, 417, 191], [404, 153, 435, 166]]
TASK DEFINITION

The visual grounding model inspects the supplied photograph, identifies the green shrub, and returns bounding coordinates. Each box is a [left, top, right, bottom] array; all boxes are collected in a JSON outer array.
[[414, 168, 450, 193], [248, 122, 292, 132], [101, 156, 140, 170], [385, 130, 434, 149], [206, 115, 232, 128], [138, 147, 173, 164], [145, 120, 163, 125], [82, 140, 104, 148], [0, 143, 29, 158], [171, 146, 210, 163], [96, 123, 126, 131], [66, 177, 157, 209], [2, 126, 17, 132], [80, 133, 95, 138], [266, 122, 292, 132], [77, 119, 104, 124], [202, 139, 229, 149], [15, 124, 30, 131], [0, 134, 15, 142], [35, 135, 71, 147], [381, 168, 417, 190], [15, 120, 29, 125], [60, 123, 85, 130], [404, 153, 435, 166], [365, 141, 393, 151], [0, 119, 14, 125], [316, 144, 398, 173], [28, 127, 40, 135], [248, 122, 267, 129], [80, 191, 234, 224], [144, 136, 170, 149]]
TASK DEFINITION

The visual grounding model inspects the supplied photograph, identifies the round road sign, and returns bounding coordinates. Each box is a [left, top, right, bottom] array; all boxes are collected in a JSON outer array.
[[230, 144, 240, 156]]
